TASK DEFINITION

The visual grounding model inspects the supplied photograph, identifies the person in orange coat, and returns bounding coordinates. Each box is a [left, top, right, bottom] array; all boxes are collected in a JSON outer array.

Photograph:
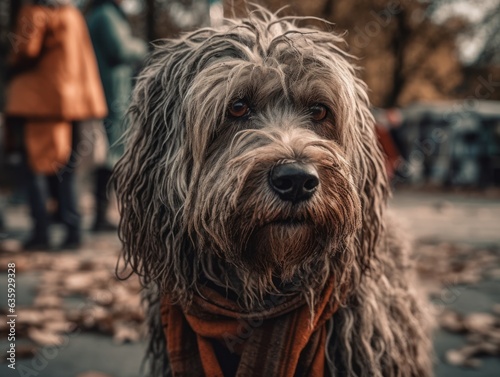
[[4, 0, 107, 250]]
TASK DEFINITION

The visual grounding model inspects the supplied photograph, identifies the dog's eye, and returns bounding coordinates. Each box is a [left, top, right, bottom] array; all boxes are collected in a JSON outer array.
[[309, 104, 328, 122], [228, 100, 250, 118]]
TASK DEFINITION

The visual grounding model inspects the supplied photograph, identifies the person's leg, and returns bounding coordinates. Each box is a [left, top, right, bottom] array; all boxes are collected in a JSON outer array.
[[57, 169, 81, 248], [17, 122, 51, 249], [92, 166, 116, 232], [24, 170, 51, 248], [57, 122, 82, 249], [92, 116, 118, 232], [47, 175, 62, 223]]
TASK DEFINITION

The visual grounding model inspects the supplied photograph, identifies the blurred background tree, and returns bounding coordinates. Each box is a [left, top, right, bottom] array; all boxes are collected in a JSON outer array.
[[224, 0, 499, 107], [0, 0, 499, 108]]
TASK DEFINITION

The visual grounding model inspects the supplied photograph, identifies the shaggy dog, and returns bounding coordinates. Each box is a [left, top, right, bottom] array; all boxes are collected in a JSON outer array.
[[113, 9, 433, 377]]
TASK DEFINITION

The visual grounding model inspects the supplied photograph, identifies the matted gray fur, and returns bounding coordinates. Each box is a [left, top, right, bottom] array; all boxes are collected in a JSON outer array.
[[113, 7, 433, 377]]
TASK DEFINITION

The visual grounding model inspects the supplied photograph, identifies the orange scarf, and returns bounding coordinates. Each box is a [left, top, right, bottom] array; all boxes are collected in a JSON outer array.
[[161, 278, 338, 376]]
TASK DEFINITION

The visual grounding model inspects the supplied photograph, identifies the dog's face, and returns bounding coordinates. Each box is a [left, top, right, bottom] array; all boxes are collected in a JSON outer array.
[[185, 50, 364, 279], [115, 13, 388, 305]]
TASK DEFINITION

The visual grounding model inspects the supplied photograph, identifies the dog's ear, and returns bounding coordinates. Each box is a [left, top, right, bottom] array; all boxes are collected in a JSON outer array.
[[350, 79, 389, 271], [113, 39, 201, 300]]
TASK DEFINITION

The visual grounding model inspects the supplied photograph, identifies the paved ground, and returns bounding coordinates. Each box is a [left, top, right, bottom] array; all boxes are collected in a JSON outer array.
[[390, 190, 500, 246], [0, 189, 499, 377], [393, 190, 500, 377]]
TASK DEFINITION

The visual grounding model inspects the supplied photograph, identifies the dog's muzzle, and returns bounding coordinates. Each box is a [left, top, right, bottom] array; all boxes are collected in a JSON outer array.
[[269, 163, 319, 203]]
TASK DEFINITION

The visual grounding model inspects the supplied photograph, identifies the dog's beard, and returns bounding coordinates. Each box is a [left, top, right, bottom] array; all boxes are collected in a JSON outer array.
[[194, 166, 360, 307], [244, 222, 330, 281], [215, 200, 355, 309]]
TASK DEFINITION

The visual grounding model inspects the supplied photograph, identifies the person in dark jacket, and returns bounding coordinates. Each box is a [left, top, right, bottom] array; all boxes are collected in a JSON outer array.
[[86, 0, 147, 232]]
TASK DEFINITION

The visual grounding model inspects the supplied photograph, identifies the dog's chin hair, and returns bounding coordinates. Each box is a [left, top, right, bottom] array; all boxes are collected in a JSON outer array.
[[196, 235, 354, 314], [243, 224, 329, 278]]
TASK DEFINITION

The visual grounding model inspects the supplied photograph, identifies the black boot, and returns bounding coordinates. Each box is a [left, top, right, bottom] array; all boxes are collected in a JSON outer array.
[[0, 210, 5, 232], [56, 158, 82, 250], [59, 230, 82, 250], [24, 169, 51, 251], [23, 230, 51, 251], [92, 167, 117, 233]]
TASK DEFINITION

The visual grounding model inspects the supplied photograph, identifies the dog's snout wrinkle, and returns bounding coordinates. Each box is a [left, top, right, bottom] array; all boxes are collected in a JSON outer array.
[[269, 163, 319, 203]]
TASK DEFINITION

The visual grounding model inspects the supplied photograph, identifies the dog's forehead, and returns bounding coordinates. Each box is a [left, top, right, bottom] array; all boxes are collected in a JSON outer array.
[[190, 17, 343, 72], [189, 24, 347, 103]]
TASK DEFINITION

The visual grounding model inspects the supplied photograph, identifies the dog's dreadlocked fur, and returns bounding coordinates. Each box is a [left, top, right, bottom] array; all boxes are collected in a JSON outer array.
[[113, 8, 433, 377]]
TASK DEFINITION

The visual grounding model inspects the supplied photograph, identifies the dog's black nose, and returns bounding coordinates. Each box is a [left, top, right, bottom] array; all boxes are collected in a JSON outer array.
[[270, 163, 319, 203]]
